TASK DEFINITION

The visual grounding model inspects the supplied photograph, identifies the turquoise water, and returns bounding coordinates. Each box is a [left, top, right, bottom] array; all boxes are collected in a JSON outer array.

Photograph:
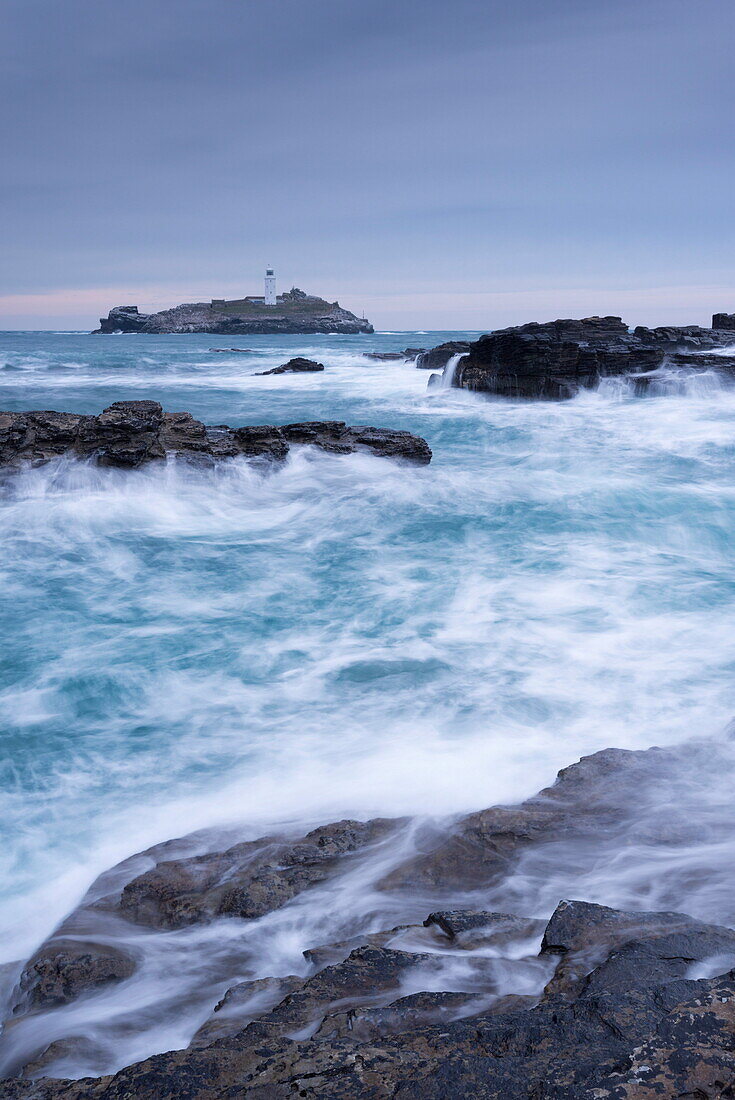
[[3, 329, 735, 969]]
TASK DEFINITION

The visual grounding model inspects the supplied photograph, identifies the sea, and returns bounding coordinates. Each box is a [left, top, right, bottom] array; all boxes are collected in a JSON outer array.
[[2, 328, 735, 1074]]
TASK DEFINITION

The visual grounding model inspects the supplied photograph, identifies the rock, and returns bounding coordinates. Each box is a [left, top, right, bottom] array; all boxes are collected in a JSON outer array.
[[191, 975, 304, 1047], [93, 290, 373, 335], [435, 316, 735, 399], [366, 348, 425, 362], [313, 990, 477, 1042], [415, 341, 470, 370], [208, 348, 254, 353], [7, 742, 735, 1095], [254, 357, 325, 375], [713, 312, 735, 330], [280, 421, 432, 464], [7, 912, 735, 1098], [118, 818, 401, 930], [541, 899, 735, 998], [0, 404, 432, 470], [424, 911, 545, 950], [12, 942, 135, 1012]]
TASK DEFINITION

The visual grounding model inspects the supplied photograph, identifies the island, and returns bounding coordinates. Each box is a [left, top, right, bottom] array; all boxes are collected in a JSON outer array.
[[93, 286, 373, 335]]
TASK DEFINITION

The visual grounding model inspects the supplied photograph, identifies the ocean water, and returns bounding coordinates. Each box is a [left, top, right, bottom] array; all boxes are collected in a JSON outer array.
[[3, 329, 735, 1074]]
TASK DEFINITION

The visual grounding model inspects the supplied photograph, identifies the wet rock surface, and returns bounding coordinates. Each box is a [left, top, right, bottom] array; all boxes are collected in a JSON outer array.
[[415, 340, 470, 370], [365, 347, 425, 361], [0, 403, 432, 470], [4, 743, 735, 1096], [254, 356, 325, 374], [431, 315, 735, 398]]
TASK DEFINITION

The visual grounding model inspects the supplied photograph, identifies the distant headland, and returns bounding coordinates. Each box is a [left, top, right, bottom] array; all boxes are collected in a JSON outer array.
[[93, 271, 373, 335]]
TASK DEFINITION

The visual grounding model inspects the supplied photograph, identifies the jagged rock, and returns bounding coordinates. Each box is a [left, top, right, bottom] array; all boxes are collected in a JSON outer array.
[[93, 290, 373, 335], [436, 316, 735, 399], [118, 818, 402, 930], [0, 404, 432, 470], [713, 311, 735, 330], [415, 341, 470, 370], [208, 347, 254, 353], [541, 899, 735, 998], [7, 743, 735, 1095], [6, 911, 735, 1098], [255, 357, 325, 375], [12, 942, 134, 1012]]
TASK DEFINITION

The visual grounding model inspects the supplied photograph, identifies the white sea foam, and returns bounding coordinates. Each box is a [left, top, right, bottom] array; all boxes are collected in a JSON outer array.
[[3, 332, 735, 1076]]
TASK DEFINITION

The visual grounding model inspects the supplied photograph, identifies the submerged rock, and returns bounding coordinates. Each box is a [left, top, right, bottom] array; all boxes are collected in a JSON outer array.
[[0, 403, 432, 470], [431, 315, 735, 398], [366, 348, 425, 362], [255, 357, 325, 375]]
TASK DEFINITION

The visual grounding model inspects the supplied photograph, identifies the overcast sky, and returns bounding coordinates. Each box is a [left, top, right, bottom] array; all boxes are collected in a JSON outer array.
[[2, 0, 735, 330]]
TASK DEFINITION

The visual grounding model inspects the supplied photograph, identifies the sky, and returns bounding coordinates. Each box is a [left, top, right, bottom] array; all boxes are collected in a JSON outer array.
[[2, 0, 735, 331]]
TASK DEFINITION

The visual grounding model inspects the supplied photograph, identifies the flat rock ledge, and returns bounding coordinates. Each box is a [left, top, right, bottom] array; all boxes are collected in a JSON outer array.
[[428, 314, 735, 398], [254, 357, 325, 375], [3, 742, 735, 1097], [0, 402, 432, 470]]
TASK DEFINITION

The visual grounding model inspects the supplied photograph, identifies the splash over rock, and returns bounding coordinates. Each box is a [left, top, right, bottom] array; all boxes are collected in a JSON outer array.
[[432, 315, 735, 398], [0, 403, 432, 469]]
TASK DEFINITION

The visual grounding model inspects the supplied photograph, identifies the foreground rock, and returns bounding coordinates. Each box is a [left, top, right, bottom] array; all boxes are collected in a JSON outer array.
[[432, 315, 735, 398], [4, 741, 735, 1095], [93, 288, 373, 335], [0, 402, 432, 470], [254, 357, 325, 375], [5, 896, 735, 1097]]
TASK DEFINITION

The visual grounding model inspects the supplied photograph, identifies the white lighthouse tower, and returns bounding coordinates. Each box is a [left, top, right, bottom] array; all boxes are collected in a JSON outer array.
[[264, 268, 276, 305]]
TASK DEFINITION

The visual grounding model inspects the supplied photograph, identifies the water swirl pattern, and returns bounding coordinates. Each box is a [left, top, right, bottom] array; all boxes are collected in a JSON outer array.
[[3, 327, 735, 972]]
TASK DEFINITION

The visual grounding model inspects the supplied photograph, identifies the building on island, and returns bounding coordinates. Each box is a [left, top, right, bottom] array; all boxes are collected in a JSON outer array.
[[211, 269, 277, 310]]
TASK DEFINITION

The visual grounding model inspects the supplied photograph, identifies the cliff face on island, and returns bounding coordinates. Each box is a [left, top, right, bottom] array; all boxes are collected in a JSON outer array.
[[93, 288, 373, 335]]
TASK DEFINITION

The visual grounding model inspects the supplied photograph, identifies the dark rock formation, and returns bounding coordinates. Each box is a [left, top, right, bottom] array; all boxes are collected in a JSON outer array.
[[713, 312, 735, 330], [436, 316, 735, 398], [254, 357, 325, 375], [208, 347, 254, 353], [11, 943, 135, 1013], [366, 348, 425, 362], [0, 403, 432, 470], [5, 896, 735, 1097], [117, 818, 401, 930], [93, 290, 373, 335], [415, 341, 470, 370]]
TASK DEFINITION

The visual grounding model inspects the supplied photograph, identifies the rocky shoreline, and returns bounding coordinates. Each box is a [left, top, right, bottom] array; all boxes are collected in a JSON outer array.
[[0, 402, 432, 470], [424, 313, 735, 398], [2, 741, 734, 1096]]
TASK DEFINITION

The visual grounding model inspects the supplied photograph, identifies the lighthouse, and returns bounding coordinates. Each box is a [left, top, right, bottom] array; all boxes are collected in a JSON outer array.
[[264, 268, 276, 305]]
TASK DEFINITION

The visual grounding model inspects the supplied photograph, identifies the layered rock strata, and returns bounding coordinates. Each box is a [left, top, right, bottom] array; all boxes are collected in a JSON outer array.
[[434, 316, 735, 398], [0, 402, 432, 469]]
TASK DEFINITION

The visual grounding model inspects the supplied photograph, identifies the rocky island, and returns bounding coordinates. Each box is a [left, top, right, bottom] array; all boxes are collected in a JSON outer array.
[[93, 287, 373, 336]]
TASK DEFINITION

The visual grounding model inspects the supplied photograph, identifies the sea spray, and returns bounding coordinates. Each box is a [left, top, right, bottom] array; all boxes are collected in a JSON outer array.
[[4, 330, 735, 1074]]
